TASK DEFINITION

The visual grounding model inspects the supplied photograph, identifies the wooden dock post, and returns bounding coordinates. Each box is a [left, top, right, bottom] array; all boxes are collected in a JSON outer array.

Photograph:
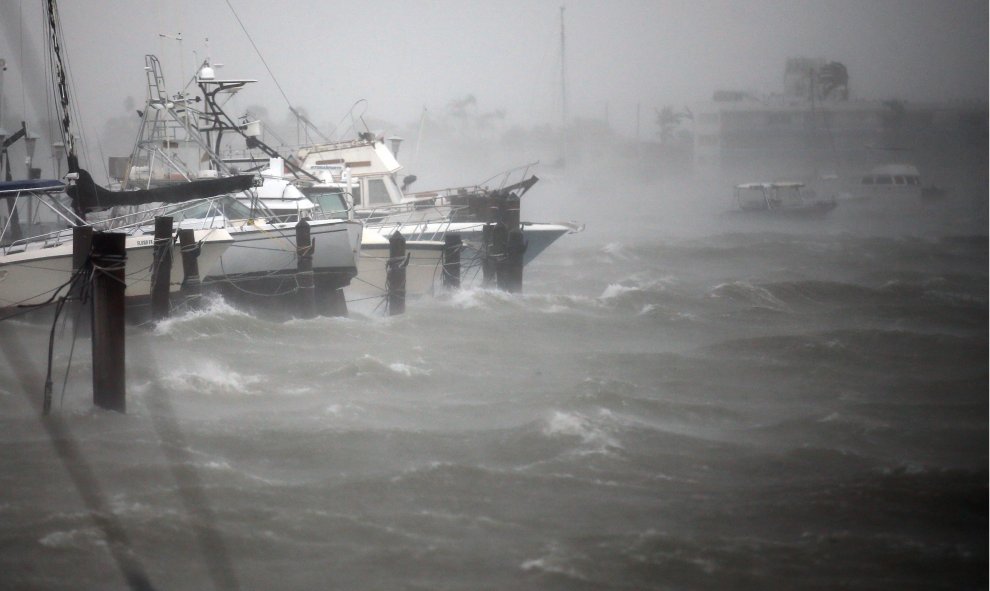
[[327, 286, 348, 317], [295, 218, 316, 319], [387, 231, 406, 315], [150, 216, 174, 321], [72, 225, 93, 283], [503, 229, 526, 293], [91, 232, 126, 413], [491, 223, 509, 291], [178, 229, 202, 309], [44, 226, 95, 415], [481, 224, 495, 287], [71, 224, 93, 312], [442, 233, 461, 290], [503, 195, 521, 232], [499, 194, 524, 293], [315, 273, 349, 317]]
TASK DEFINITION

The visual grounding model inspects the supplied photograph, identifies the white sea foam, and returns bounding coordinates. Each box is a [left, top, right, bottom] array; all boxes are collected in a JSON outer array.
[[543, 411, 621, 451], [153, 296, 252, 336], [520, 543, 588, 580], [387, 362, 431, 377], [39, 527, 105, 549], [710, 280, 790, 312], [161, 360, 262, 396], [600, 283, 639, 300]]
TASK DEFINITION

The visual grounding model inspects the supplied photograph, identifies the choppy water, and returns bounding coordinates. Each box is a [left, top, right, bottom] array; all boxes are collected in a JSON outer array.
[[0, 177, 986, 590]]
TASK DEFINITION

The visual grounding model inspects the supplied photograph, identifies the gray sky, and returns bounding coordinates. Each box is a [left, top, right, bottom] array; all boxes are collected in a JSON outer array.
[[1, 0, 987, 141]]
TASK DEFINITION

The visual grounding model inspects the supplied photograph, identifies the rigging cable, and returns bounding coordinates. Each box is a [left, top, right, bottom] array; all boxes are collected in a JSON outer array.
[[223, 0, 329, 144]]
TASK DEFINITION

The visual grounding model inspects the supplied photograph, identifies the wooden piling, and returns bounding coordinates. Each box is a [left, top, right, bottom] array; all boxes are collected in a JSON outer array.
[[295, 219, 316, 319], [69, 224, 93, 341], [91, 232, 126, 413], [442, 233, 461, 290], [72, 225, 93, 282], [481, 224, 495, 287], [492, 223, 509, 291], [387, 231, 406, 315], [71, 225, 93, 314], [178, 229, 202, 309], [503, 195, 521, 232], [150, 216, 174, 321], [327, 286, 348, 317], [503, 229, 526, 293]]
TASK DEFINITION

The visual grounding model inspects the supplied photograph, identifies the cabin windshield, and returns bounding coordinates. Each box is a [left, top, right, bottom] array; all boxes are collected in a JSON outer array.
[[302, 187, 351, 220], [366, 178, 391, 205], [169, 196, 254, 222]]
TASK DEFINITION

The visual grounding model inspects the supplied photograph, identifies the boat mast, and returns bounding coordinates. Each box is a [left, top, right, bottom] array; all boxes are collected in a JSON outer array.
[[559, 5, 567, 167]]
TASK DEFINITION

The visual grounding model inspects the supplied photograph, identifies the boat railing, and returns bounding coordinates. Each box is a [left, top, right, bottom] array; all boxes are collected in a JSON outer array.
[[476, 161, 539, 192], [358, 201, 473, 242]]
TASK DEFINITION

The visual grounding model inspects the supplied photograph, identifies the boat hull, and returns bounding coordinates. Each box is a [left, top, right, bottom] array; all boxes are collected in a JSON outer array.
[[0, 229, 233, 309], [363, 221, 576, 266], [200, 218, 362, 292], [347, 237, 445, 301]]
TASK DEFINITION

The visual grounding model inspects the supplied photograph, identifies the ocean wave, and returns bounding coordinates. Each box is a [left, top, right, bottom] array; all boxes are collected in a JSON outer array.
[[700, 329, 985, 374], [542, 410, 623, 454], [38, 527, 106, 549], [152, 295, 273, 339], [520, 542, 591, 582], [575, 378, 742, 426], [709, 281, 791, 312], [157, 360, 263, 396], [324, 354, 432, 381]]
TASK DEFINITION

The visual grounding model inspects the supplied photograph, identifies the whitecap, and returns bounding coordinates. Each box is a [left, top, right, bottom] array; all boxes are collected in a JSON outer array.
[[543, 411, 621, 451], [160, 360, 262, 396]]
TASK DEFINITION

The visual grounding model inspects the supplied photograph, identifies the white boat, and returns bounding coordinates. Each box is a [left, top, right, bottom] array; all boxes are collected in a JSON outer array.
[[731, 181, 837, 217], [294, 136, 582, 272], [852, 163, 949, 201], [350, 233, 445, 300], [0, 179, 233, 310], [253, 160, 443, 300], [158, 195, 361, 294], [111, 56, 362, 301]]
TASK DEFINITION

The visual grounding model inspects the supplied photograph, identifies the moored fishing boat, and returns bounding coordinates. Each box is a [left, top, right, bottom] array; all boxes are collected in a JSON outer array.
[[0, 178, 233, 311]]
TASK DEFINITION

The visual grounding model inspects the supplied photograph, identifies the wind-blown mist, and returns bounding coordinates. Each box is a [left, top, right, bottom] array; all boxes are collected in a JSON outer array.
[[0, 1, 986, 590]]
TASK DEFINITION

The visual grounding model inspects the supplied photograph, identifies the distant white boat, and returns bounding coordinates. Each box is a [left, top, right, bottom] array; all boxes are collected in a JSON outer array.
[[731, 181, 837, 217], [853, 164, 925, 200]]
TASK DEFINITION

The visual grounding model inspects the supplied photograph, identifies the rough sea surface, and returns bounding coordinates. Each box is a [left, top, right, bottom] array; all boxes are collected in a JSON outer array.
[[0, 172, 986, 590]]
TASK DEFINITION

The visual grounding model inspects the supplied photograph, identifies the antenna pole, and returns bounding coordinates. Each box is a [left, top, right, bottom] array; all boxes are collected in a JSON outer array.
[[560, 5, 567, 166], [560, 6, 567, 127]]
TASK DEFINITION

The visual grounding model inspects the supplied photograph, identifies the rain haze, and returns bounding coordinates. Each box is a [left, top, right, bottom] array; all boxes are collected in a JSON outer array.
[[0, 1, 987, 590]]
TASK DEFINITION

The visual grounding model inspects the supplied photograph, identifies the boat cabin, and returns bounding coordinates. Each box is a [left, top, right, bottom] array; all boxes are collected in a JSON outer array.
[[855, 163, 923, 199], [734, 182, 807, 211], [296, 137, 409, 211], [859, 164, 921, 187]]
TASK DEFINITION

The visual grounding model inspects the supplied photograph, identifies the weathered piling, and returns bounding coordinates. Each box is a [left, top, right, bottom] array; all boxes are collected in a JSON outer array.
[[442, 233, 462, 290], [178, 229, 202, 309], [502, 229, 526, 293], [503, 195, 521, 232], [481, 224, 495, 287], [386, 231, 407, 315], [150, 216, 174, 321], [71, 224, 93, 316], [72, 225, 93, 282], [295, 218, 316, 319], [91, 232, 126, 413], [491, 223, 508, 290], [315, 273, 349, 317], [326, 286, 348, 317], [498, 195, 524, 292]]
